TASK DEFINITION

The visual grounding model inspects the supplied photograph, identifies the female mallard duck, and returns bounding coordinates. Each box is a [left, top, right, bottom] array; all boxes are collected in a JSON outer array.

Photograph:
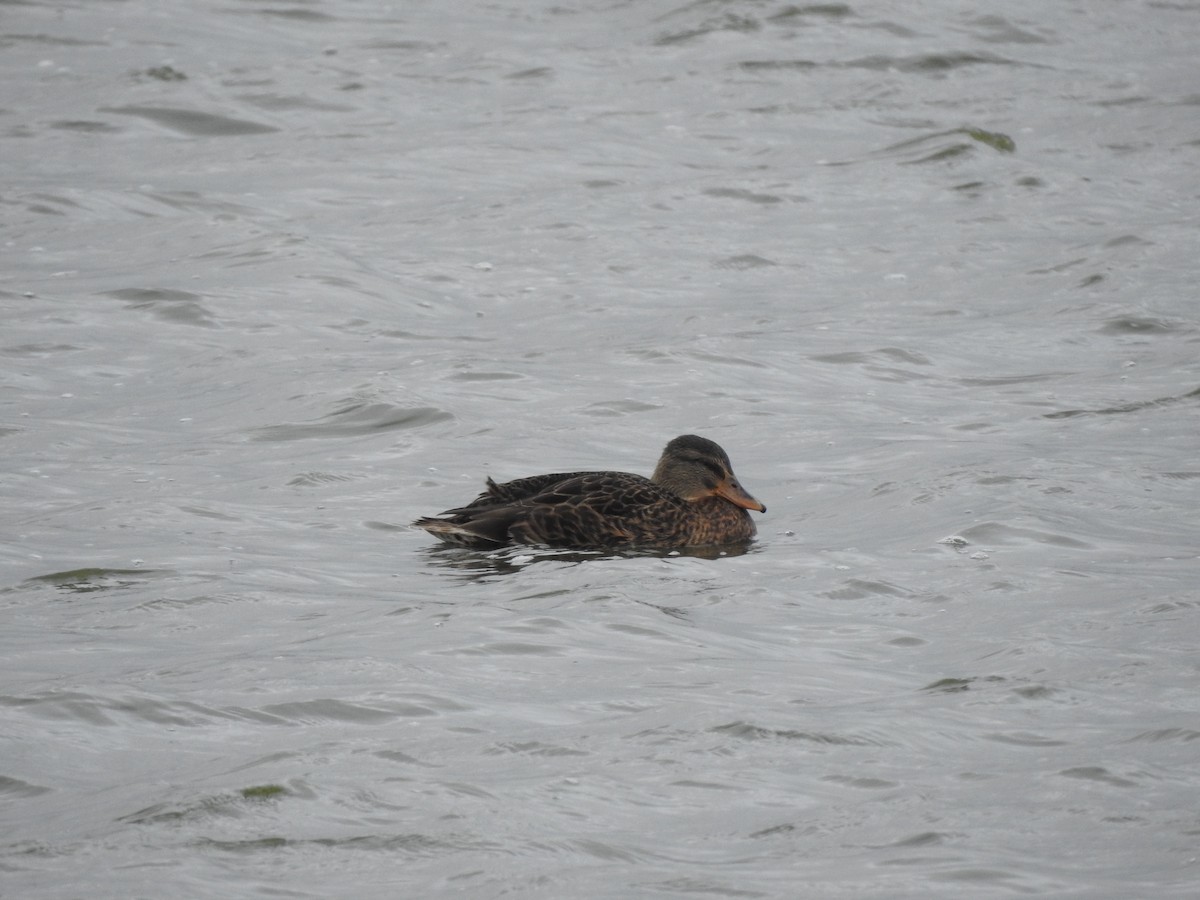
[[414, 434, 766, 550]]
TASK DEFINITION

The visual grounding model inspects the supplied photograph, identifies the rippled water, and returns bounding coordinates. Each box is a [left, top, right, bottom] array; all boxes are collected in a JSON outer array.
[[4, 1, 1199, 897]]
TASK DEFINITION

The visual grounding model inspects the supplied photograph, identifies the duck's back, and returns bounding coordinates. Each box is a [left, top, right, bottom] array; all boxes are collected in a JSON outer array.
[[461, 471, 601, 507]]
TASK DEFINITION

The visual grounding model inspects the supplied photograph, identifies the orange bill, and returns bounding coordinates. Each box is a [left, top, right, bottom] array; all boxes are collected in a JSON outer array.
[[716, 477, 766, 513]]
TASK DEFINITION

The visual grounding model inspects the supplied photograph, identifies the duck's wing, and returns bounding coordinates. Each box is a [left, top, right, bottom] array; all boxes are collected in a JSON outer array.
[[507, 472, 685, 547], [415, 471, 623, 547]]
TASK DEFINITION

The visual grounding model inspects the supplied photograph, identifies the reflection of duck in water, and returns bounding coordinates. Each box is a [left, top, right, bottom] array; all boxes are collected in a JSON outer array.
[[414, 434, 766, 550]]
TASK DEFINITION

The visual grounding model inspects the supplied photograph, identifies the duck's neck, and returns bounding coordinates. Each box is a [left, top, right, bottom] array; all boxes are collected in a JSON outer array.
[[651, 466, 707, 502]]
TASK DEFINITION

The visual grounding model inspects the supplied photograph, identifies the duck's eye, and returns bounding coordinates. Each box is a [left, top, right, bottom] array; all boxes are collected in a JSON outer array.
[[699, 460, 725, 480]]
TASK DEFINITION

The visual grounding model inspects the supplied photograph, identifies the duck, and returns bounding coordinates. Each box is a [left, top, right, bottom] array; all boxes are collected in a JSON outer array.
[[413, 434, 766, 550]]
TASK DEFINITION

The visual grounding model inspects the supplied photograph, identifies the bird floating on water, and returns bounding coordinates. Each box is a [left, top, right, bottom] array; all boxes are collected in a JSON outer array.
[[413, 434, 766, 550]]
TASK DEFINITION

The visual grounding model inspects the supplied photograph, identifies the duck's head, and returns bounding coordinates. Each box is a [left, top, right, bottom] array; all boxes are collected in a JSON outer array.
[[652, 434, 766, 513]]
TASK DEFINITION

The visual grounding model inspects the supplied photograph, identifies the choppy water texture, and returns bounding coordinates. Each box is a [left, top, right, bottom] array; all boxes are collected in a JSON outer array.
[[3, 1, 1200, 897]]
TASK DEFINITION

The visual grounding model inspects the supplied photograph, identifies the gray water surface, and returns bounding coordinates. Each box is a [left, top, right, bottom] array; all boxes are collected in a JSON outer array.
[[3, 1, 1199, 897]]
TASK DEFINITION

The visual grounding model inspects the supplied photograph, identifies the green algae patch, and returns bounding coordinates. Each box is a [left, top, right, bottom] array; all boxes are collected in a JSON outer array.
[[241, 784, 287, 800], [142, 65, 187, 81], [25, 567, 169, 594], [963, 127, 1016, 153]]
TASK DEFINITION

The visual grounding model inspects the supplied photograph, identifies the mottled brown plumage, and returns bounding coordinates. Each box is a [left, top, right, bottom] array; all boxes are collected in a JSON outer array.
[[414, 434, 766, 550]]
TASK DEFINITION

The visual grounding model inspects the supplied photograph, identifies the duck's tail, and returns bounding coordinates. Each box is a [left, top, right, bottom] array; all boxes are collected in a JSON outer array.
[[412, 508, 517, 548]]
